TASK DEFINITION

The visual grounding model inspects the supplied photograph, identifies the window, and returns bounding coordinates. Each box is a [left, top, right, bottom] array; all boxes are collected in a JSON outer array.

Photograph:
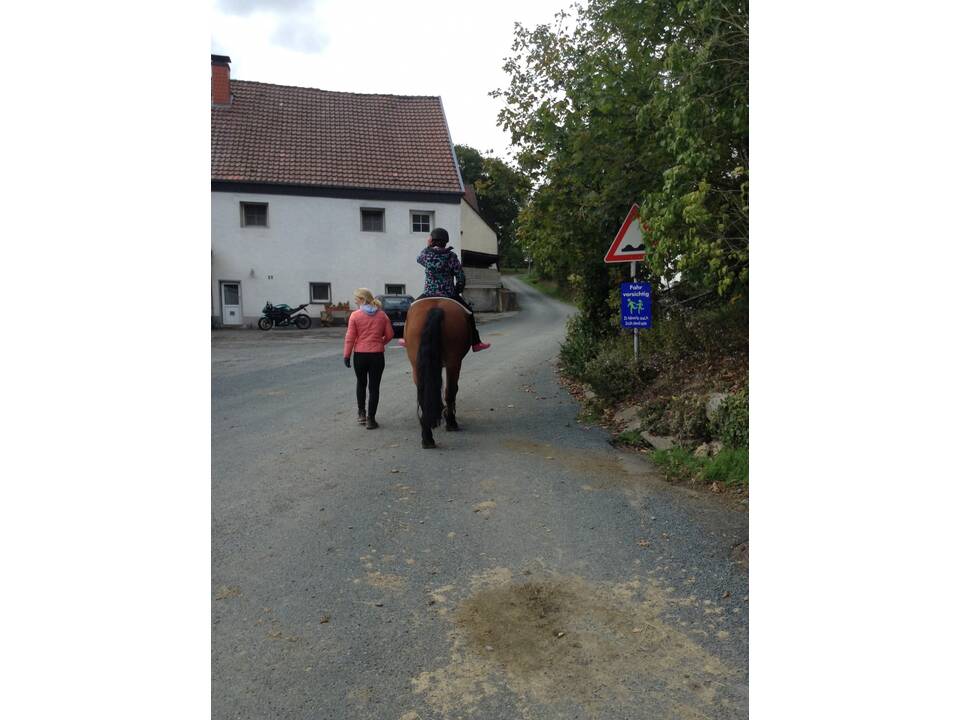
[[309, 282, 331, 304], [411, 211, 433, 233], [240, 202, 268, 227], [361, 208, 385, 232], [385, 283, 406, 295]]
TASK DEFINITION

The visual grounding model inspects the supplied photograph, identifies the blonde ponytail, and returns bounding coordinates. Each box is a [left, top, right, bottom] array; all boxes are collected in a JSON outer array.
[[354, 287, 381, 308]]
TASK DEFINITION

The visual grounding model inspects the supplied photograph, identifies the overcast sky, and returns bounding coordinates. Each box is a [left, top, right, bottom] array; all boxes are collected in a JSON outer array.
[[211, 0, 573, 162]]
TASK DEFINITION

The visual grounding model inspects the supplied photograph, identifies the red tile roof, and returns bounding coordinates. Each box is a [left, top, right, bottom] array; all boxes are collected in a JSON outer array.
[[212, 80, 463, 195]]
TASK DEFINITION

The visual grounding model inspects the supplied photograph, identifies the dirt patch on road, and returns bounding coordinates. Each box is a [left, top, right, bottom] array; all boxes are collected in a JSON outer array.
[[365, 571, 406, 591], [413, 568, 740, 718], [502, 439, 638, 490]]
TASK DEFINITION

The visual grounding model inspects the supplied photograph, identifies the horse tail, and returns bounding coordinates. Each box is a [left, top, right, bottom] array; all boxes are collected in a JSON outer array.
[[417, 307, 444, 429]]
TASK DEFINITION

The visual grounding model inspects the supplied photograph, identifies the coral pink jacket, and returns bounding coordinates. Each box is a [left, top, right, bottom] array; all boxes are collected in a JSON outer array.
[[343, 308, 395, 356]]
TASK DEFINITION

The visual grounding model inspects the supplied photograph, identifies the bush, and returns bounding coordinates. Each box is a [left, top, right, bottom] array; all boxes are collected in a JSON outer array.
[[559, 314, 603, 380], [637, 398, 671, 435], [661, 394, 710, 443], [582, 338, 648, 402], [711, 389, 748, 448], [640, 297, 748, 367]]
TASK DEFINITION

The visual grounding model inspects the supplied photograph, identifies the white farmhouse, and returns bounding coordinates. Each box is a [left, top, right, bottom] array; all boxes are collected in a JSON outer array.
[[211, 55, 465, 327], [459, 184, 507, 312]]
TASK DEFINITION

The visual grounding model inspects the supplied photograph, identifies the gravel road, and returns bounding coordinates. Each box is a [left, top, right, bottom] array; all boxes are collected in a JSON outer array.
[[212, 275, 748, 719]]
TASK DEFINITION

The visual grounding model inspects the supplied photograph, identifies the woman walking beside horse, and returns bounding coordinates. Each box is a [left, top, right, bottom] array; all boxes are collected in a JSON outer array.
[[343, 288, 394, 429]]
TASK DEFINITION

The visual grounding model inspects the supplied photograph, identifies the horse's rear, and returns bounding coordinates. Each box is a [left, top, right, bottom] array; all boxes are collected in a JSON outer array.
[[404, 298, 471, 448]]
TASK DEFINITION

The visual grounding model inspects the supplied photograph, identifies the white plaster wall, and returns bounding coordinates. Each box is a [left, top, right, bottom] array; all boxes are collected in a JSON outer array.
[[460, 201, 498, 256], [212, 192, 461, 324]]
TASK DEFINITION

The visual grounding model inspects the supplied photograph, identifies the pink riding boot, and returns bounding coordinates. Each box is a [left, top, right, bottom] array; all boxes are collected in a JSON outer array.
[[472, 342, 491, 352]]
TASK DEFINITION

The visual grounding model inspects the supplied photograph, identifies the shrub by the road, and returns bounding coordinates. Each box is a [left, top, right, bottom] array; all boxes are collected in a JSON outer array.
[[660, 394, 710, 443], [711, 389, 748, 449], [558, 314, 597, 380], [582, 339, 645, 402]]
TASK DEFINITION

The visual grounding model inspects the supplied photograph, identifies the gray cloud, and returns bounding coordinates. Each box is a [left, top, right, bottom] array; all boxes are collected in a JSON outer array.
[[217, 0, 314, 16], [270, 20, 329, 54]]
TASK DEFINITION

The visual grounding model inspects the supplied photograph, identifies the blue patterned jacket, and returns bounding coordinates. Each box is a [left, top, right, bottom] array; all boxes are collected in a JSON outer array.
[[417, 246, 466, 297]]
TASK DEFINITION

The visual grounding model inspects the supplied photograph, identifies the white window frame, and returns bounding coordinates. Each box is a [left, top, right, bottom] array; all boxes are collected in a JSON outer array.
[[240, 202, 268, 227], [410, 210, 434, 233], [385, 283, 406, 296], [309, 282, 332, 304], [360, 207, 386, 232]]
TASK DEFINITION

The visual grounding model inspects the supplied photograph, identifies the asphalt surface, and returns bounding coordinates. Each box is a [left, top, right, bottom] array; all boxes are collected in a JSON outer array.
[[212, 276, 748, 719]]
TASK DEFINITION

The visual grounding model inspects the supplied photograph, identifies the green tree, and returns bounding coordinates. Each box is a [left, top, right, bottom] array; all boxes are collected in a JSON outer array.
[[455, 144, 485, 185], [493, 0, 748, 320], [454, 144, 532, 268]]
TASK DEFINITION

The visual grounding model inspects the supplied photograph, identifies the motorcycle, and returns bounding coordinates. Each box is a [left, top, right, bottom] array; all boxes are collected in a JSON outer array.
[[258, 302, 312, 330]]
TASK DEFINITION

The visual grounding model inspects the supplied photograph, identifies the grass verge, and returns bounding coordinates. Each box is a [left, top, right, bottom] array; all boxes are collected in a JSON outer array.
[[649, 447, 748, 486]]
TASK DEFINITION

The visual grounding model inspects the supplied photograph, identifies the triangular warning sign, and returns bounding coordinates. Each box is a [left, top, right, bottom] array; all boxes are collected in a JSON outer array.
[[605, 204, 647, 263]]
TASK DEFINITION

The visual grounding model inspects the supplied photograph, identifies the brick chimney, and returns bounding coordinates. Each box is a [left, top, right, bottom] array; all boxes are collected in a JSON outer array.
[[212, 54, 232, 105]]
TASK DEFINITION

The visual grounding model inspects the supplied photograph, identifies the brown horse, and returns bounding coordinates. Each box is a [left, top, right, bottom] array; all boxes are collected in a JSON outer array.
[[403, 297, 472, 448]]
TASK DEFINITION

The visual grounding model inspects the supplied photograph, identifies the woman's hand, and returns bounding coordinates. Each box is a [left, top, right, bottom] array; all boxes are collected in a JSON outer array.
[[343, 356, 351, 368]]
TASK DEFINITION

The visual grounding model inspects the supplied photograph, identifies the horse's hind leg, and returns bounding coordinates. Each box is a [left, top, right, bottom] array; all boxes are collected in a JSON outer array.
[[417, 384, 437, 448], [444, 364, 461, 431]]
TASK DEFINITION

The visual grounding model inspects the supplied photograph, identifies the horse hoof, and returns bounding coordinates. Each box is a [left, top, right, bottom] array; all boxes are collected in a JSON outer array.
[[421, 440, 437, 449]]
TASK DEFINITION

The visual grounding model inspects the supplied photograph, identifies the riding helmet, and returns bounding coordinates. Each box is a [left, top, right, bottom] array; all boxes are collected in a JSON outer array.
[[429, 227, 450, 246]]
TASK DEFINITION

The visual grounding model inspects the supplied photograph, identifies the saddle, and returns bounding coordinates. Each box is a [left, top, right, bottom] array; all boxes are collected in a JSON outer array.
[[409, 296, 473, 315]]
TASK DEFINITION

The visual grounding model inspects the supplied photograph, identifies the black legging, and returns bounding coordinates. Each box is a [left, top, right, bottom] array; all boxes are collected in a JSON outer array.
[[353, 352, 385, 418]]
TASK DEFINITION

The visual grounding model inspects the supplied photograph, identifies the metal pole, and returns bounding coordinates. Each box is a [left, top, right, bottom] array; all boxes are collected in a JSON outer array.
[[631, 260, 639, 361]]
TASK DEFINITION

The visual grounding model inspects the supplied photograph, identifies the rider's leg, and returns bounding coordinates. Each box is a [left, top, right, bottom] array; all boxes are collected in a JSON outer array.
[[454, 294, 490, 351]]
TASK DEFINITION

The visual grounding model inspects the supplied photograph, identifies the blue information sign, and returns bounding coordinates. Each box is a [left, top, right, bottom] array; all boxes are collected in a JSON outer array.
[[620, 282, 652, 329]]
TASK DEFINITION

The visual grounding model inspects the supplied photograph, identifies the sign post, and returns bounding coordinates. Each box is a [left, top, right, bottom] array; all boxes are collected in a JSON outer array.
[[605, 204, 651, 361]]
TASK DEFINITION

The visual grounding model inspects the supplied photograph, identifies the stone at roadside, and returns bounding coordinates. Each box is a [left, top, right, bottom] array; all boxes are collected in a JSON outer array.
[[583, 388, 596, 401], [640, 431, 676, 451], [612, 403, 646, 434], [706, 393, 730, 422], [695, 440, 725, 458], [621, 419, 646, 433], [613, 404, 642, 425]]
